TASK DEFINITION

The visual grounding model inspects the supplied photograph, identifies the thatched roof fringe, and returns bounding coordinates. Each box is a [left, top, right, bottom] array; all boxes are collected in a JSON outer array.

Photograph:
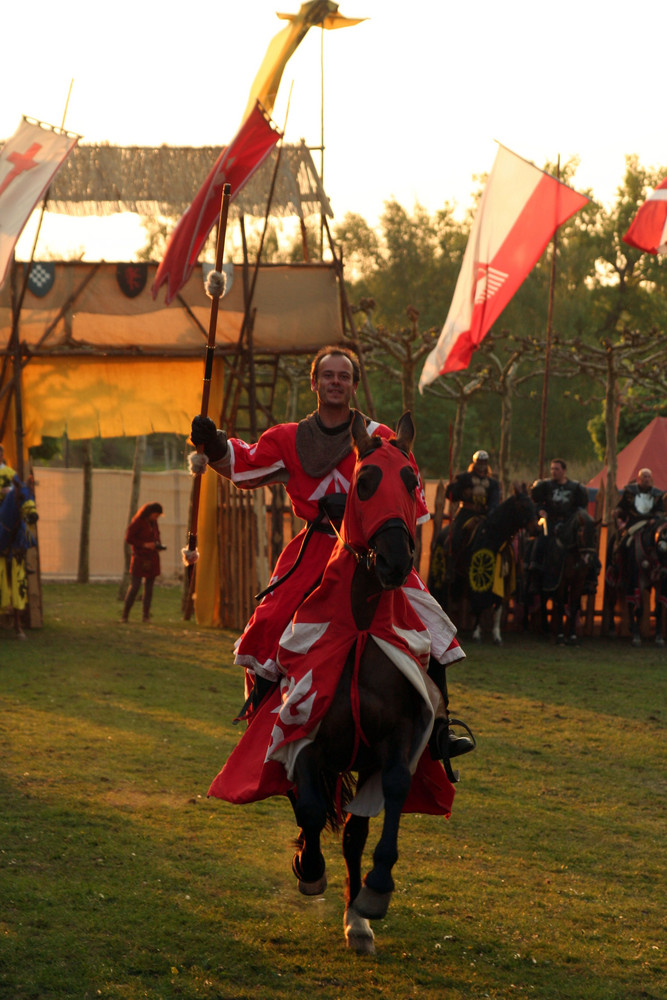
[[41, 140, 332, 220]]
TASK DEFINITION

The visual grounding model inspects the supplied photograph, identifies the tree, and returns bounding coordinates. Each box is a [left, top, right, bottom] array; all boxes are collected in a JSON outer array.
[[353, 299, 438, 413]]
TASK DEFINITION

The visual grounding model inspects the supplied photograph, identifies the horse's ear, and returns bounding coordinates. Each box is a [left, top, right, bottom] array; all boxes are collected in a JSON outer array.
[[395, 411, 415, 453], [351, 409, 374, 458]]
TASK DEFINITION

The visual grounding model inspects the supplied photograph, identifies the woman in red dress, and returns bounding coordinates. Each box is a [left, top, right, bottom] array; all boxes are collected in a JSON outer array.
[[121, 502, 164, 623]]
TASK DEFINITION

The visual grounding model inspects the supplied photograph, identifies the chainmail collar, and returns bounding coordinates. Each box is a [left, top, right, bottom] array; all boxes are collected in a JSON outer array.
[[296, 410, 356, 478]]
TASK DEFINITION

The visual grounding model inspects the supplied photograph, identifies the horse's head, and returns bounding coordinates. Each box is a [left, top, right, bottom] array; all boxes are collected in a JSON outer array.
[[511, 482, 540, 534], [345, 410, 418, 590], [567, 509, 597, 566]]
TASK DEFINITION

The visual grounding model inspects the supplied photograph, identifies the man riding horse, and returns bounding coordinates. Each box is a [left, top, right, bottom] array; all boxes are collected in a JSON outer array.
[[528, 457, 599, 598], [445, 449, 500, 558], [605, 468, 667, 643], [609, 468, 665, 582], [189, 346, 475, 768]]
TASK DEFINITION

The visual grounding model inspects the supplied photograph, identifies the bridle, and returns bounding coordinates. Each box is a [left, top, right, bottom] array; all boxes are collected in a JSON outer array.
[[324, 510, 414, 574]]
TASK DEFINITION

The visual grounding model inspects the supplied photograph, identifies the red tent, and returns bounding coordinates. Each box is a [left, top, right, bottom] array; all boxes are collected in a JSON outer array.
[[588, 417, 667, 494]]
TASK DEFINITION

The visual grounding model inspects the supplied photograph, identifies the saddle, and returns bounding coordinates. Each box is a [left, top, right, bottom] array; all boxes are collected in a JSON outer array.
[[460, 515, 484, 549]]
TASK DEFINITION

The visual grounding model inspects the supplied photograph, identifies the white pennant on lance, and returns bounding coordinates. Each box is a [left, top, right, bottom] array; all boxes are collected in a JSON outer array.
[[419, 145, 589, 388]]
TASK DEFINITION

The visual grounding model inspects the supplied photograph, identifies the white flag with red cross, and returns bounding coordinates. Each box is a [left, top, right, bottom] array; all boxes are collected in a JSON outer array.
[[419, 145, 589, 388], [0, 116, 80, 290]]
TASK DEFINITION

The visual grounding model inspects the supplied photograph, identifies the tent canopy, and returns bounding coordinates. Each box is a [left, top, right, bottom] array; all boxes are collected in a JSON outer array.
[[0, 260, 342, 356], [0, 260, 345, 452], [587, 417, 667, 494]]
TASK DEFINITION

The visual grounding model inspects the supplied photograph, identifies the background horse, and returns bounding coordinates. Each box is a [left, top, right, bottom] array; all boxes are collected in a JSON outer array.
[[0, 476, 38, 638], [532, 509, 598, 644], [428, 486, 538, 644], [605, 514, 667, 646]]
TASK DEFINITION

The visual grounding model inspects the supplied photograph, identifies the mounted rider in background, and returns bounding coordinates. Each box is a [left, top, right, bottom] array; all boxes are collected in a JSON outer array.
[[529, 458, 599, 596], [445, 450, 501, 556], [608, 468, 665, 584]]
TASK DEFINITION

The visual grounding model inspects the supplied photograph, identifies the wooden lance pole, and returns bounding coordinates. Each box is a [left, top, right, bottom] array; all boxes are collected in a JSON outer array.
[[183, 182, 232, 591]]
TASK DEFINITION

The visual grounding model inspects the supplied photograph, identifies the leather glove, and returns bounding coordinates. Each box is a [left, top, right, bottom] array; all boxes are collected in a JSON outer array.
[[190, 415, 228, 463]]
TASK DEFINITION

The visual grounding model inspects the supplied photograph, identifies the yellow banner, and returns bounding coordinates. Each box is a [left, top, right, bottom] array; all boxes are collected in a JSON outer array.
[[243, 1, 366, 122]]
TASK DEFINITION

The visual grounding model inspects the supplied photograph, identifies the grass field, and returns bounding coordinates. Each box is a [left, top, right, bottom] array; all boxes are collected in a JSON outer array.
[[1, 583, 665, 1000]]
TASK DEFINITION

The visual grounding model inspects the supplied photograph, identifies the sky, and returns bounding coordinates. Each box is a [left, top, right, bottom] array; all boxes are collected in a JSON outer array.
[[2, 0, 667, 260]]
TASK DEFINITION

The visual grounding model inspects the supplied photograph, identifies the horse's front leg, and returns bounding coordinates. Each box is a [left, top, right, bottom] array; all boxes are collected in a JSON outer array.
[[342, 810, 375, 954], [13, 608, 26, 639], [354, 736, 412, 921], [491, 601, 503, 646], [630, 598, 642, 647], [655, 600, 665, 647], [291, 747, 327, 896], [552, 599, 564, 643], [566, 606, 579, 644]]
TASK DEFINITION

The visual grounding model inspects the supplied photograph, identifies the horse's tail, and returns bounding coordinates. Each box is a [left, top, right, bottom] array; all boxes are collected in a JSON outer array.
[[321, 770, 357, 833]]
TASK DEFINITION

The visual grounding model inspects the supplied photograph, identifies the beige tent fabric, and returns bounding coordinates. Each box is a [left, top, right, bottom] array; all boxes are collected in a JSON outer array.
[[34, 466, 193, 581], [0, 261, 344, 355], [35, 469, 440, 585]]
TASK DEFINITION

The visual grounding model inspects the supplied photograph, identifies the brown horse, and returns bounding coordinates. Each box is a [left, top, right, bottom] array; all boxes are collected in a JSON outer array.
[[535, 509, 599, 643], [606, 514, 667, 646], [284, 411, 451, 954]]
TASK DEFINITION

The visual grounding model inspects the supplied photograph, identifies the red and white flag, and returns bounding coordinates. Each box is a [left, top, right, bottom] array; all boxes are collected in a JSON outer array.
[[0, 117, 79, 290], [152, 103, 281, 304], [419, 145, 589, 388], [623, 177, 667, 255]]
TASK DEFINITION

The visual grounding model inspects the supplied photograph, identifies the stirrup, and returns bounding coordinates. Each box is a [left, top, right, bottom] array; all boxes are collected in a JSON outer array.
[[431, 718, 476, 784], [447, 718, 477, 757]]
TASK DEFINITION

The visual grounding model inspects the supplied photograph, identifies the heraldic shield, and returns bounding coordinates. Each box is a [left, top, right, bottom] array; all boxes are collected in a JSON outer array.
[[23, 262, 55, 297], [116, 263, 148, 298]]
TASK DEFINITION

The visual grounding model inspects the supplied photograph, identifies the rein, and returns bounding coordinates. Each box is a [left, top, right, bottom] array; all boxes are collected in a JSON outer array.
[[329, 515, 414, 575]]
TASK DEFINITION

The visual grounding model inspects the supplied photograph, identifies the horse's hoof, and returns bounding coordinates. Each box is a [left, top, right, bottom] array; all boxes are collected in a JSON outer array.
[[556, 634, 565, 645], [565, 636, 579, 646], [344, 907, 375, 955], [296, 874, 327, 896], [492, 635, 503, 646], [655, 635, 665, 647], [354, 885, 392, 920], [291, 853, 327, 896], [631, 635, 641, 647]]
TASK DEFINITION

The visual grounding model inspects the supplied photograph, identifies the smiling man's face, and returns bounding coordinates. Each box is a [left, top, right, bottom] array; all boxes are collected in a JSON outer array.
[[312, 353, 357, 409]]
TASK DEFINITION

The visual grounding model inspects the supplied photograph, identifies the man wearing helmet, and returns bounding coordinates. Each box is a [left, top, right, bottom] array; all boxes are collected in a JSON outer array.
[[607, 468, 665, 588], [445, 449, 501, 553]]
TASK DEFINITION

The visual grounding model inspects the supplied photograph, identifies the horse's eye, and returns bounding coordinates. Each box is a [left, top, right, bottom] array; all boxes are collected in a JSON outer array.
[[356, 465, 382, 501], [400, 466, 418, 496]]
